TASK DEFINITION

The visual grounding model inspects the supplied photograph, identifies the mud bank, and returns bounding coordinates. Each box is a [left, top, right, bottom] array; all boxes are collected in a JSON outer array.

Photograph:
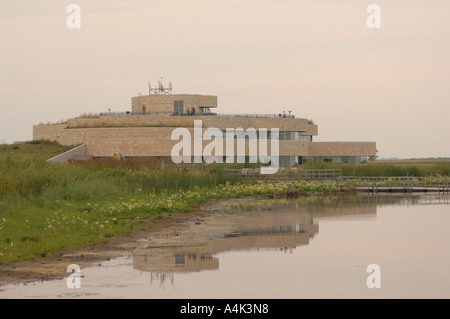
[[0, 190, 356, 286], [0, 197, 248, 286]]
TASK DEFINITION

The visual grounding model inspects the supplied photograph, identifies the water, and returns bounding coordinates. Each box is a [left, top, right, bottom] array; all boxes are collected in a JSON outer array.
[[0, 193, 449, 299]]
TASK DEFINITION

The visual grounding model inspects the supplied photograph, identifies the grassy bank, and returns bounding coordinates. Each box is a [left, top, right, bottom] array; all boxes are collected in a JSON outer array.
[[1, 141, 447, 264], [0, 141, 336, 264]]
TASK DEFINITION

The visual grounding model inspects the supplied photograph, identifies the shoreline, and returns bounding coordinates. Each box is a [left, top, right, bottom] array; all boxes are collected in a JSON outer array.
[[0, 181, 356, 285], [0, 196, 267, 286], [0, 190, 444, 286]]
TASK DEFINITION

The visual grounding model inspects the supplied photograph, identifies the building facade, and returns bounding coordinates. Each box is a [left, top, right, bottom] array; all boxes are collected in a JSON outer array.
[[33, 93, 376, 166]]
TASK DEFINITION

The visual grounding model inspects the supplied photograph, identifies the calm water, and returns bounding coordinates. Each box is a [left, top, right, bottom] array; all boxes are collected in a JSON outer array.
[[0, 193, 449, 299]]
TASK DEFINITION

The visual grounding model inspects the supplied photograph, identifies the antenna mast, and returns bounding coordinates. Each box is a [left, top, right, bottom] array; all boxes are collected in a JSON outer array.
[[148, 78, 172, 95]]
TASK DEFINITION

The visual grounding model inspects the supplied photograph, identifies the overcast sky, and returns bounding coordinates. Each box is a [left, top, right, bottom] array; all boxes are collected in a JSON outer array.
[[1, 0, 449, 158]]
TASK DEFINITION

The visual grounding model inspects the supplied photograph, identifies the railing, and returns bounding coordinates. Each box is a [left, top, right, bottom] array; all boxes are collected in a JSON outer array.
[[99, 111, 131, 116], [223, 169, 342, 181], [216, 113, 296, 119], [175, 113, 218, 117], [96, 112, 316, 122], [338, 176, 450, 192], [100, 111, 175, 117], [222, 170, 449, 192]]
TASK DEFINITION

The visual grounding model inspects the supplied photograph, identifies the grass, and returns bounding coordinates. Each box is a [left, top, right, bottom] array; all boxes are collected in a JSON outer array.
[[302, 160, 450, 177], [0, 141, 335, 264], [0, 141, 448, 264], [0, 141, 234, 263]]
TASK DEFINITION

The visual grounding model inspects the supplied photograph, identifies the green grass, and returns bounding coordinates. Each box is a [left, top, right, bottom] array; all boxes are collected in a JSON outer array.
[[0, 140, 74, 162], [302, 160, 450, 177], [1, 141, 447, 264], [0, 142, 237, 201], [0, 141, 327, 264], [0, 141, 239, 263]]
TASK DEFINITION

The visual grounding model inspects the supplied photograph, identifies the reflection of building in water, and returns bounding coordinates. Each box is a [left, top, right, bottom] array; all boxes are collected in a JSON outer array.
[[134, 194, 445, 286], [233, 194, 380, 216], [134, 210, 319, 277], [134, 196, 379, 284], [150, 272, 174, 287]]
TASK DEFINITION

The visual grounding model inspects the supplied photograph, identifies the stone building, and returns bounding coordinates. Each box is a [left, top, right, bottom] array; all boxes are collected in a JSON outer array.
[[33, 92, 376, 166]]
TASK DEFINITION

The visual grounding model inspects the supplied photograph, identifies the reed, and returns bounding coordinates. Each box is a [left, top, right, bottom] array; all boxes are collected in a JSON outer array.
[[302, 160, 449, 177], [0, 141, 240, 263], [1, 141, 447, 264]]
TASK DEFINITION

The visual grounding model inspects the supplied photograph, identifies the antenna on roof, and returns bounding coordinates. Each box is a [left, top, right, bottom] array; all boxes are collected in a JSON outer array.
[[148, 78, 172, 95]]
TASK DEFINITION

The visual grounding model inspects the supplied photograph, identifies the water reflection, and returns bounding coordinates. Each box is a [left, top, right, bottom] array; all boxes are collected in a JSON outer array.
[[133, 193, 448, 286], [134, 209, 318, 282], [0, 193, 448, 298], [133, 194, 379, 285]]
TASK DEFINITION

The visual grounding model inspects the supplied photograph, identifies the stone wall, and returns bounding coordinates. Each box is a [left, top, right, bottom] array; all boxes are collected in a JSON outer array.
[[66, 115, 216, 129], [33, 124, 68, 143], [47, 144, 87, 163], [131, 94, 218, 114], [33, 116, 375, 160], [65, 115, 318, 135], [308, 142, 377, 156], [210, 116, 318, 135]]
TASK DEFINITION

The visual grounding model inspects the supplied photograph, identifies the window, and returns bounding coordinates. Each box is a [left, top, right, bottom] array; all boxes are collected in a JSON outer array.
[[175, 254, 185, 266], [279, 132, 294, 140], [173, 100, 184, 115], [297, 135, 312, 142]]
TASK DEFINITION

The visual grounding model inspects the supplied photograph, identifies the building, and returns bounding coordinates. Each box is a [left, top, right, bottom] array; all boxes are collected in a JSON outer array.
[[33, 91, 376, 166]]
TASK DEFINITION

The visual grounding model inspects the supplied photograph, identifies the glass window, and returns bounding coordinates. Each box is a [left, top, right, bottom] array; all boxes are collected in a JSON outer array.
[[173, 100, 184, 115], [175, 254, 185, 266], [297, 135, 312, 142]]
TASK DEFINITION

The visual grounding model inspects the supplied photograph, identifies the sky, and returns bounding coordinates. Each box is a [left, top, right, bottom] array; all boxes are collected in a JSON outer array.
[[0, 0, 449, 159]]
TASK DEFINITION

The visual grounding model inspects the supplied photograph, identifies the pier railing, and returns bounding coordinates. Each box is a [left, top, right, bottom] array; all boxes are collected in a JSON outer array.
[[338, 176, 450, 193], [223, 169, 342, 181], [223, 169, 449, 192]]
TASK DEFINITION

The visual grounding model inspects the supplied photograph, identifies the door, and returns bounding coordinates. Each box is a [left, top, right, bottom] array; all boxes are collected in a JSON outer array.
[[173, 100, 183, 115]]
